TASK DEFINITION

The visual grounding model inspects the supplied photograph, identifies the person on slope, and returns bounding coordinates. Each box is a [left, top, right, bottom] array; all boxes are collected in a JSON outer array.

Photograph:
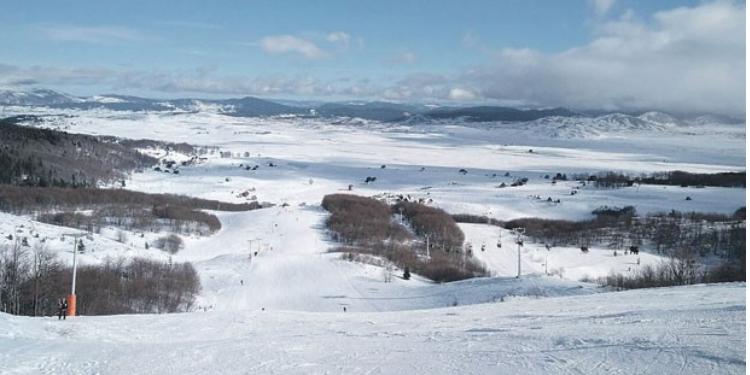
[[58, 298, 68, 320]]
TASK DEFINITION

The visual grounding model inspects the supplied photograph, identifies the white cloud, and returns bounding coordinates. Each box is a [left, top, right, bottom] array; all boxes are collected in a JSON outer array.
[[326, 32, 351, 46], [448, 88, 476, 101], [390, 1, 745, 115], [588, 0, 616, 17], [259, 35, 326, 59], [39, 25, 149, 44], [473, 1, 745, 115]]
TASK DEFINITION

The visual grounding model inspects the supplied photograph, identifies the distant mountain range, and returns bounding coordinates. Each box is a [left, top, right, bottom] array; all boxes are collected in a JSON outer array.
[[0, 88, 743, 125], [0, 89, 309, 117]]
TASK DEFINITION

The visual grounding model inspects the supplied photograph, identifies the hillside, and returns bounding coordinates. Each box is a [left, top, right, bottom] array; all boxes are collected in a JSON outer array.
[[0, 117, 155, 186], [423, 106, 580, 122], [0, 283, 744, 374]]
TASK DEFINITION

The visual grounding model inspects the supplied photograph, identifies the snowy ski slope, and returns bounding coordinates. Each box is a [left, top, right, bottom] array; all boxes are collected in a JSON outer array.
[[0, 283, 744, 374]]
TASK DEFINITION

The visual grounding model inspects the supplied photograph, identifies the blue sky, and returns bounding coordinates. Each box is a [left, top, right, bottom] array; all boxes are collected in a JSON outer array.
[[0, 0, 744, 115]]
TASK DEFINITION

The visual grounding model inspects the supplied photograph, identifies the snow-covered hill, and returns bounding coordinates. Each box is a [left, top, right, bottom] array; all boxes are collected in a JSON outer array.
[[0, 88, 84, 106], [1, 283, 744, 374], [0, 89, 743, 138], [477, 112, 678, 139], [0, 89, 305, 116]]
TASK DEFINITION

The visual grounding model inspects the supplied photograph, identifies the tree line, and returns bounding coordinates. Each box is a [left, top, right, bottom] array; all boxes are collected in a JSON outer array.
[[573, 170, 746, 189], [506, 206, 745, 283], [0, 185, 262, 236], [0, 241, 200, 316], [322, 194, 486, 282], [0, 117, 157, 187], [0, 185, 259, 214]]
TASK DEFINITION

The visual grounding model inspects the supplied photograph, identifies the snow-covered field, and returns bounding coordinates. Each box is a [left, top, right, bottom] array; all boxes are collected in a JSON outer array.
[[0, 107, 745, 373], [4, 108, 745, 221], [1, 283, 744, 374]]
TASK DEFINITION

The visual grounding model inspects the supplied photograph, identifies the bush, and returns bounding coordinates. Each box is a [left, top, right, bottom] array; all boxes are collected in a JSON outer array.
[[322, 194, 410, 244], [451, 214, 503, 226], [417, 252, 487, 282], [703, 262, 745, 283], [598, 257, 743, 290], [154, 234, 184, 254]]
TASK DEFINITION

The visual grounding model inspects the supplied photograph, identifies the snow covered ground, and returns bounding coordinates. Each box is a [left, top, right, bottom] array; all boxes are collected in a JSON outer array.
[[5, 108, 743, 220], [0, 207, 600, 313], [1, 283, 744, 374], [462, 223, 666, 281], [0, 108, 744, 373], [0, 109, 743, 309]]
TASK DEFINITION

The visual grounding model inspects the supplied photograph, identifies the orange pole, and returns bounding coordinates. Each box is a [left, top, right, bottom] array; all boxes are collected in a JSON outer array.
[[67, 294, 77, 317]]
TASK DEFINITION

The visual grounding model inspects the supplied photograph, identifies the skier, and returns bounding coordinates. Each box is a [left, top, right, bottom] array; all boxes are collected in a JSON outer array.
[[57, 298, 68, 320]]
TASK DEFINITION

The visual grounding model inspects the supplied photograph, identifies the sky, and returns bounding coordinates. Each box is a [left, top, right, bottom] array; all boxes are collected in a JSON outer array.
[[0, 0, 745, 115]]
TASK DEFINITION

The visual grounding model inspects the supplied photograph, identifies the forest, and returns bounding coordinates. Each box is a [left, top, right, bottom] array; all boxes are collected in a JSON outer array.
[[0, 240, 200, 316], [0, 117, 156, 187], [505, 206, 746, 286], [322, 194, 486, 282], [0, 185, 262, 235]]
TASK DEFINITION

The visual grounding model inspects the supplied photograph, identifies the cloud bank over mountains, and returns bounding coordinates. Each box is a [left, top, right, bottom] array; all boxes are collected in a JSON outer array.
[[1, 1, 744, 115]]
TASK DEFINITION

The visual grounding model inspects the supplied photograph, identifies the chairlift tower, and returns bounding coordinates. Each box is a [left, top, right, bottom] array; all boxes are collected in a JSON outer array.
[[511, 228, 525, 278], [422, 234, 431, 261]]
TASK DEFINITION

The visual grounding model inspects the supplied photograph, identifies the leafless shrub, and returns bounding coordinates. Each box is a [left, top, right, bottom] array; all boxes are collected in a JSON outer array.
[[322, 194, 410, 244], [451, 214, 503, 226], [598, 248, 743, 289], [154, 234, 184, 254], [704, 262, 745, 283], [116, 230, 128, 243]]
